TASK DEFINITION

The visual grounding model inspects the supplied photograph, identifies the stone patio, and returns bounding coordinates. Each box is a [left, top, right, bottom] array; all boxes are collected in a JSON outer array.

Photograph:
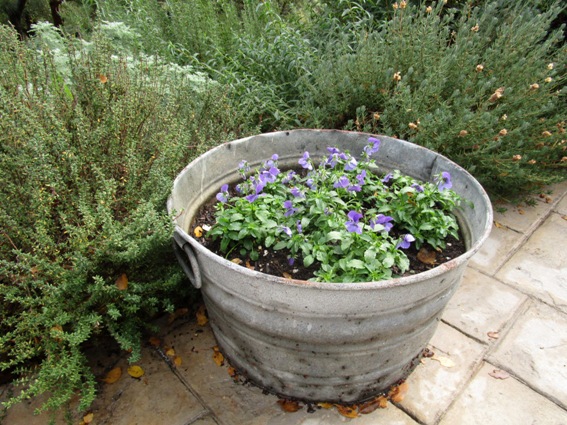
[[2, 182, 566, 425]]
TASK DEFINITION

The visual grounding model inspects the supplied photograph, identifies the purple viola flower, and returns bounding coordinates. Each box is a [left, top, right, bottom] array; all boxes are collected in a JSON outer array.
[[364, 137, 381, 156], [238, 160, 250, 172], [216, 184, 229, 203], [288, 257, 295, 266], [347, 184, 361, 192], [333, 176, 350, 189], [325, 154, 338, 169], [245, 193, 259, 203], [290, 187, 304, 198], [283, 200, 297, 217], [282, 170, 296, 184], [296, 220, 302, 233], [344, 157, 358, 171], [437, 171, 452, 191], [327, 147, 341, 154], [298, 152, 313, 170], [412, 183, 424, 193], [306, 178, 315, 189], [382, 173, 393, 183], [345, 210, 364, 234], [272, 154, 279, 161], [356, 170, 366, 186], [370, 214, 394, 232], [396, 234, 416, 249], [279, 226, 292, 237]]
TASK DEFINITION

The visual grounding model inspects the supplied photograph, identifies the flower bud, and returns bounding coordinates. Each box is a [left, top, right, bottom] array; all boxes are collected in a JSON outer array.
[[512, 155, 522, 161]]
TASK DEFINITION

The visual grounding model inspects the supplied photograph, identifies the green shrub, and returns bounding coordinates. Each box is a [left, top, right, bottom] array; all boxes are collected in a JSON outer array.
[[0, 23, 254, 414], [299, 0, 566, 198]]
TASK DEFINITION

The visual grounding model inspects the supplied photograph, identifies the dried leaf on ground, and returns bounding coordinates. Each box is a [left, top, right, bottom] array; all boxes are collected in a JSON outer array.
[[115, 273, 128, 290], [245, 260, 255, 270], [432, 355, 455, 368], [173, 356, 182, 367], [335, 404, 359, 418], [165, 347, 175, 357], [102, 367, 122, 384], [227, 366, 238, 378], [489, 369, 510, 380], [148, 336, 161, 347], [487, 331, 500, 339], [82, 413, 94, 424], [493, 221, 503, 229], [282, 272, 292, 279], [127, 365, 145, 378], [196, 304, 208, 326], [317, 402, 334, 409], [193, 226, 203, 237], [388, 382, 409, 403], [231, 258, 242, 264], [212, 346, 225, 367], [358, 396, 388, 414], [417, 247, 437, 265], [168, 307, 189, 324], [277, 399, 302, 412]]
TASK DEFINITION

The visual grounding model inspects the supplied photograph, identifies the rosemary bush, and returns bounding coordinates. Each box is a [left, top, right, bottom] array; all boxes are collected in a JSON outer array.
[[0, 23, 253, 413]]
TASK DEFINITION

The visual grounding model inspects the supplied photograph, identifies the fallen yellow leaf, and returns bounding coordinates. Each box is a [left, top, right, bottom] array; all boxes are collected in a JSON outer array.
[[493, 221, 503, 228], [282, 272, 292, 279], [432, 355, 455, 368], [148, 336, 161, 347], [417, 246, 437, 265], [168, 307, 189, 324], [389, 382, 409, 403], [245, 260, 255, 270], [277, 399, 301, 412], [212, 346, 224, 367], [231, 258, 242, 264], [165, 347, 175, 357], [227, 366, 237, 378], [489, 369, 510, 380], [173, 356, 182, 367], [127, 365, 145, 378], [115, 273, 128, 290], [102, 366, 122, 384], [196, 304, 208, 326], [193, 226, 203, 237], [335, 404, 359, 418], [487, 331, 500, 339], [358, 395, 388, 414], [83, 412, 94, 424], [317, 402, 333, 409]]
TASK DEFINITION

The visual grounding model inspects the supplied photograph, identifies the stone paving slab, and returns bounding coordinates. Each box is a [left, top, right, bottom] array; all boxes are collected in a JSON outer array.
[[88, 345, 207, 425], [442, 268, 527, 342], [557, 192, 567, 215], [492, 200, 554, 234], [398, 322, 486, 425], [439, 362, 567, 425], [496, 212, 567, 312], [488, 301, 567, 410], [468, 224, 523, 274]]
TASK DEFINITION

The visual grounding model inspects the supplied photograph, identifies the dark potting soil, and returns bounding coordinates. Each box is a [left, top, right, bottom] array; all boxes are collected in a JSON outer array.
[[189, 194, 467, 282]]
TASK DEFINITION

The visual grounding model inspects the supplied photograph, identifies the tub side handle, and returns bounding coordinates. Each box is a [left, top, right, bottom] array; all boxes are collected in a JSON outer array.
[[173, 230, 202, 289]]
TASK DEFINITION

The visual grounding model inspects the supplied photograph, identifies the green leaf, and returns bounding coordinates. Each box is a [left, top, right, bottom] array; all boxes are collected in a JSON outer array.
[[273, 241, 287, 250], [326, 231, 343, 241], [303, 255, 314, 267], [265, 235, 275, 247], [346, 259, 365, 269]]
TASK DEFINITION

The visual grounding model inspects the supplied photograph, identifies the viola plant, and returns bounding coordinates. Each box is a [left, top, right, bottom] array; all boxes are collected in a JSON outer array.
[[207, 137, 463, 283]]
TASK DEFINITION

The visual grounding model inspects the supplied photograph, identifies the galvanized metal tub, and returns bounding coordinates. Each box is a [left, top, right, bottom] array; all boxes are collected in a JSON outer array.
[[167, 129, 492, 403]]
